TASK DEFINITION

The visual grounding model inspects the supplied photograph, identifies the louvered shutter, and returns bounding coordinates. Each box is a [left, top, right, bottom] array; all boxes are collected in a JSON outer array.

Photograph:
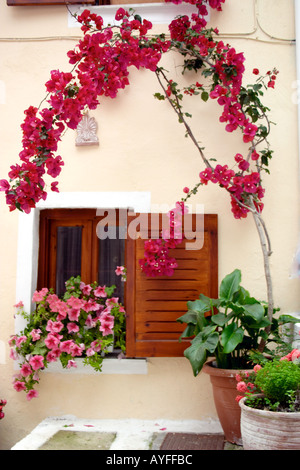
[[125, 213, 218, 357]]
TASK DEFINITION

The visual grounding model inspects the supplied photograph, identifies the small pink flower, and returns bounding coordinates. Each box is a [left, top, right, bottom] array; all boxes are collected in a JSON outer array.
[[13, 381, 26, 392], [236, 381, 248, 393], [32, 288, 48, 302], [20, 363, 32, 377], [183, 187, 189, 194], [94, 286, 107, 298], [254, 364, 262, 373], [14, 301, 24, 309], [26, 390, 38, 400], [68, 308, 80, 322], [46, 320, 64, 334], [115, 266, 125, 276], [60, 340, 74, 354], [30, 329, 41, 341], [235, 395, 244, 402], [67, 322, 79, 333], [44, 334, 60, 350], [16, 336, 27, 348], [67, 360, 77, 369]]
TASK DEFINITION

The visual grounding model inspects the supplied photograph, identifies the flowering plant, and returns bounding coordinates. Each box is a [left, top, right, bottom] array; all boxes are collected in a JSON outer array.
[[0, 0, 281, 334], [236, 349, 300, 412], [177, 269, 296, 375], [139, 201, 188, 277], [9, 275, 126, 400], [0, 399, 7, 420]]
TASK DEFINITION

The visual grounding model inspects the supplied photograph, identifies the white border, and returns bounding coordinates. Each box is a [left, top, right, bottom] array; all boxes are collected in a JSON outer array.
[[15, 191, 151, 374]]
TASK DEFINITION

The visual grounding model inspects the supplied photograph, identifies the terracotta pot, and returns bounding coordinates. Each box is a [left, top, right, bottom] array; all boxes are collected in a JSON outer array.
[[203, 360, 248, 445], [239, 395, 300, 450]]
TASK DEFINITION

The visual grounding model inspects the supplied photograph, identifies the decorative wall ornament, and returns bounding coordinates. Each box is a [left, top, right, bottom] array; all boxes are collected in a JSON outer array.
[[75, 112, 99, 146]]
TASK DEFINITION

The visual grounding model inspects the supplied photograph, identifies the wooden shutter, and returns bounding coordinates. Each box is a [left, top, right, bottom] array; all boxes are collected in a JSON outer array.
[[7, 0, 96, 6], [125, 213, 218, 357]]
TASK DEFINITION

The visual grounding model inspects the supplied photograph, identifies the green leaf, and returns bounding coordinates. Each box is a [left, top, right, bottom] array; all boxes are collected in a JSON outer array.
[[279, 314, 300, 324], [219, 269, 241, 301], [184, 343, 207, 376], [187, 298, 210, 314], [221, 323, 244, 354], [211, 312, 227, 326], [243, 303, 265, 322], [177, 310, 197, 325], [201, 91, 209, 102], [184, 331, 219, 376]]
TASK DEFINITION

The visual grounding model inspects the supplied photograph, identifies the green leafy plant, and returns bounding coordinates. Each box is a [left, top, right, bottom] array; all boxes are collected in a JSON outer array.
[[238, 350, 300, 412], [177, 269, 296, 376]]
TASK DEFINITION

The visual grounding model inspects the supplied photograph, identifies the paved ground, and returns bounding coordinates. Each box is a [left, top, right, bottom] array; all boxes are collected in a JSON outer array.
[[10, 416, 243, 450]]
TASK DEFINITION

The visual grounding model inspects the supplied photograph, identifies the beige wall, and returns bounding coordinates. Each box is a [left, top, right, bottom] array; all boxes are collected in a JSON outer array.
[[0, 0, 299, 449]]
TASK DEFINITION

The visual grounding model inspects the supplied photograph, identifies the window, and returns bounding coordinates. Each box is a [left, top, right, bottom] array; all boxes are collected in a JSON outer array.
[[38, 208, 218, 358]]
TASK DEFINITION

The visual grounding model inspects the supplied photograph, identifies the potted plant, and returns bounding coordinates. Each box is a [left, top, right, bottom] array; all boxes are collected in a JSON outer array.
[[9, 275, 126, 401], [237, 350, 300, 450], [177, 268, 297, 444]]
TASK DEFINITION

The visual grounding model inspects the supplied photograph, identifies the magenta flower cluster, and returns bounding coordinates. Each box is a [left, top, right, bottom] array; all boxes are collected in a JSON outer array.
[[139, 201, 188, 277], [9, 277, 125, 400], [0, 0, 225, 214]]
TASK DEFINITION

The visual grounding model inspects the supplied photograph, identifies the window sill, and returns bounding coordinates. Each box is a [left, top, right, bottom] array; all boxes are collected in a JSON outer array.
[[45, 357, 148, 375]]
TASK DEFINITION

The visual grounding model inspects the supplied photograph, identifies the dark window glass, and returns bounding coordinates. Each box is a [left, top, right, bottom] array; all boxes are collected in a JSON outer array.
[[56, 226, 82, 296], [98, 227, 125, 303]]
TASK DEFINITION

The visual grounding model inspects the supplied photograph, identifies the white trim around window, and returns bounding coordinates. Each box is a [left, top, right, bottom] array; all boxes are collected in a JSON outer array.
[[15, 191, 151, 375]]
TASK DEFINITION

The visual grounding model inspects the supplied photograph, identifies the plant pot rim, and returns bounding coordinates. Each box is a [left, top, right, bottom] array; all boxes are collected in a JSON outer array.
[[239, 395, 300, 417], [203, 359, 253, 378]]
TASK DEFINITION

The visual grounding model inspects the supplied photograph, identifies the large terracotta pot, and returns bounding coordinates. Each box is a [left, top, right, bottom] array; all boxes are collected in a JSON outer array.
[[239, 395, 300, 450], [203, 360, 248, 445]]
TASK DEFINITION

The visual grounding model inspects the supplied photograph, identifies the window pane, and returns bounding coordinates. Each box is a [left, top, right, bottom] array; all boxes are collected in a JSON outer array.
[[98, 227, 125, 303], [56, 226, 82, 296]]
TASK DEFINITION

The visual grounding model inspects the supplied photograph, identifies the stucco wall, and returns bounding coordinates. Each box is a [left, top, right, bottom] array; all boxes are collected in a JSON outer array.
[[0, 0, 299, 450]]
